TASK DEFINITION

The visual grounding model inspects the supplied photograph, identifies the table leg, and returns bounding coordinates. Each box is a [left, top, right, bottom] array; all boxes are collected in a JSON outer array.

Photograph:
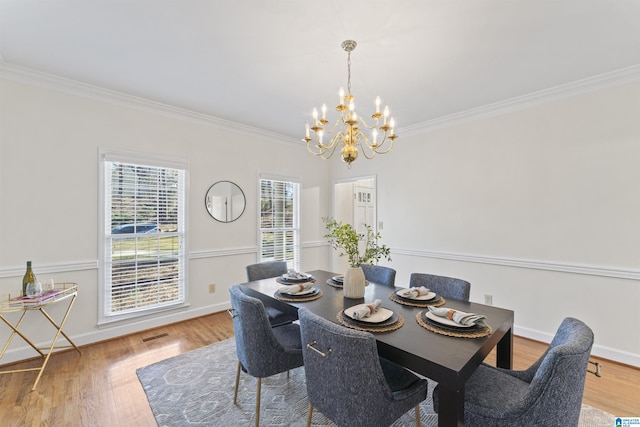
[[0, 311, 45, 357], [39, 306, 82, 353], [31, 294, 80, 390], [496, 326, 513, 369], [438, 385, 465, 427]]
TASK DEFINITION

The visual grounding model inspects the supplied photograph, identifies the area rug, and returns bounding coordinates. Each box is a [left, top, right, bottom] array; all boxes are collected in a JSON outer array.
[[136, 339, 616, 426]]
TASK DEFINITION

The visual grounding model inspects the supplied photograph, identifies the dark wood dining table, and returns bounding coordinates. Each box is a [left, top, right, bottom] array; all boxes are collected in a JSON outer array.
[[240, 269, 514, 427]]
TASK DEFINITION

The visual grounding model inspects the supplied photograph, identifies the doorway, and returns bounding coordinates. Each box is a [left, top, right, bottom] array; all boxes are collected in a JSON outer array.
[[331, 176, 377, 272]]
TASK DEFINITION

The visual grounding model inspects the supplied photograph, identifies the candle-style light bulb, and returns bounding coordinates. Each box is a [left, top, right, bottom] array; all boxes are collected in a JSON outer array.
[[313, 108, 318, 125], [372, 129, 378, 145], [319, 130, 323, 145], [348, 100, 356, 120], [390, 118, 396, 136], [339, 87, 345, 105], [375, 96, 381, 113], [321, 103, 327, 120], [305, 122, 310, 138], [383, 106, 389, 125]]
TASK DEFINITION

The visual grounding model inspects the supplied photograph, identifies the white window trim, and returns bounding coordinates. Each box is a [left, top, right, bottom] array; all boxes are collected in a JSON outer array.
[[257, 173, 301, 271], [98, 148, 189, 326]]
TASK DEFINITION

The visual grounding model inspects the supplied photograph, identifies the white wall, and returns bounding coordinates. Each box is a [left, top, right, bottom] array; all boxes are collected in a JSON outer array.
[[2, 74, 639, 367], [331, 81, 640, 366], [0, 77, 331, 363]]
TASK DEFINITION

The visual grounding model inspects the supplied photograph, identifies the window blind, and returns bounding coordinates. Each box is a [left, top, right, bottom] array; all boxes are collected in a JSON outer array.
[[103, 159, 186, 318], [259, 177, 300, 271]]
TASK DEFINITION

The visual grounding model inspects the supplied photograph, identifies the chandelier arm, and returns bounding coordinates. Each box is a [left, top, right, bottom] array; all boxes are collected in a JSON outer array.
[[319, 132, 345, 159], [306, 140, 329, 156], [325, 115, 347, 135], [356, 115, 381, 130], [354, 137, 378, 160], [371, 131, 397, 154]]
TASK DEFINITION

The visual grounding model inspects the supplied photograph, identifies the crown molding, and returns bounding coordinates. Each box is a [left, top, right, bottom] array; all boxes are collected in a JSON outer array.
[[401, 64, 640, 136], [0, 61, 299, 146], [3, 60, 640, 141]]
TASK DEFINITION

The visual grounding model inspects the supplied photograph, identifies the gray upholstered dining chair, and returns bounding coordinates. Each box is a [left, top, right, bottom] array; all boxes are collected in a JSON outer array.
[[245, 261, 298, 326], [228, 285, 304, 427], [409, 272, 470, 301], [246, 261, 288, 282], [433, 317, 594, 426], [360, 264, 396, 287], [298, 307, 428, 427]]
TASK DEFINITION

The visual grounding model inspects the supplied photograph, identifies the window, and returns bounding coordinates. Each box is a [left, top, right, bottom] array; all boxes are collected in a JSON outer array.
[[259, 176, 300, 271], [100, 150, 187, 323]]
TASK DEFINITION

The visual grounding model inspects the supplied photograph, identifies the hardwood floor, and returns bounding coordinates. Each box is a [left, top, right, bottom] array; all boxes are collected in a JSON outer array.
[[0, 311, 638, 426]]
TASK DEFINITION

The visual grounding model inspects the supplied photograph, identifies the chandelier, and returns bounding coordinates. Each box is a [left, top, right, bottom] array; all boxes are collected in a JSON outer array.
[[303, 40, 397, 168]]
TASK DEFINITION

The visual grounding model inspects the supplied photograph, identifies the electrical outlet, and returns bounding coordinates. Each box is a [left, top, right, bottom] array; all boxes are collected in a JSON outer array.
[[209, 283, 216, 293], [484, 294, 493, 306]]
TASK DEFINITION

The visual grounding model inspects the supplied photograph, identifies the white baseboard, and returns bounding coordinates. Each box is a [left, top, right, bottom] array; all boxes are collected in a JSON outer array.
[[4, 303, 637, 369], [0, 302, 231, 365], [514, 325, 640, 368]]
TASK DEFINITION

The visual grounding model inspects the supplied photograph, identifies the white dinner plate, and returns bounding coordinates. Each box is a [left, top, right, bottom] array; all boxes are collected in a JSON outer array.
[[279, 286, 316, 296], [396, 288, 436, 301], [424, 310, 474, 328], [344, 306, 394, 323], [281, 272, 313, 282], [332, 275, 344, 283]]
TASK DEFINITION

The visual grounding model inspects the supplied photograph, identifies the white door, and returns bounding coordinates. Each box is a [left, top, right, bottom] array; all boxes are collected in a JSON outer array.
[[332, 176, 376, 272]]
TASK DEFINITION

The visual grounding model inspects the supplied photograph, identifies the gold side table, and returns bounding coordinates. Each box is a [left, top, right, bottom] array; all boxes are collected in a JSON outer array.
[[0, 282, 81, 390]]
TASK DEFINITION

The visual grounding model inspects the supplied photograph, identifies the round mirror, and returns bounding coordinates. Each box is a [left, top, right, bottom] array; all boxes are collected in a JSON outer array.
[[205, 181, 246, 223]]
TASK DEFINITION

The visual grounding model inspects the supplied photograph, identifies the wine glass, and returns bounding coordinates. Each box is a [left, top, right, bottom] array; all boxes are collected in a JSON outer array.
[[26, 281, 43, 297], [43, 278, 55, 291]]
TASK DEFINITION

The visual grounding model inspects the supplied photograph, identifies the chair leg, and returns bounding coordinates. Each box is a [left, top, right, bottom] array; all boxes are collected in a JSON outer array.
[[255, 377, 261, 427], [415, 404, 421, 427], [234, 361, 241, 404], [306, 403, 313, 427]]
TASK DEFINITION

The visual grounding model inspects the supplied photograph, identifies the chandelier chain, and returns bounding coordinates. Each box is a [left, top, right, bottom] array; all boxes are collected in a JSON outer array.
[[347, 50, 352, 95]]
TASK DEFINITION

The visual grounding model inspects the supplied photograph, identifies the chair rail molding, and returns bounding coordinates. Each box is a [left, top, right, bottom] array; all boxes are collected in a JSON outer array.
[[394, 248, 640, 281], [0, 260, 99, 279], [189, 240, 327, 260], [0, 241, 329, 278], [189, 246, 257, 260]]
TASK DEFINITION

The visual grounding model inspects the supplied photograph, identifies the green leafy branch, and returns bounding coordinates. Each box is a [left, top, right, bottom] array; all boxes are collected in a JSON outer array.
[[323, 217, 391, 268]]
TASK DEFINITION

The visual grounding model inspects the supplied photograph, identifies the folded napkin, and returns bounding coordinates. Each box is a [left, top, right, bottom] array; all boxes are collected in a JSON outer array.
[[279, 282, 313, 294], [427, 306, 486, 327], [351, 299, 382, 320], [285, 269, 309, 280], [401, 286, 431, 299]]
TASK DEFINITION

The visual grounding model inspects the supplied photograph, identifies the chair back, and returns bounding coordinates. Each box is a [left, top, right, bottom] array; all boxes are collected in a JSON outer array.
[[229, 285, 302, 378], [409, 272, 470, 301], [246, 261, 288, 282], [360, 264, 396, 287], [522, 317, 594, 424], [298, 308, 425, 427]]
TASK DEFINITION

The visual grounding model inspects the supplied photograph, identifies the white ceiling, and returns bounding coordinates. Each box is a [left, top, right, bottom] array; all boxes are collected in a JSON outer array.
[[1, 1, 640, 139]]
